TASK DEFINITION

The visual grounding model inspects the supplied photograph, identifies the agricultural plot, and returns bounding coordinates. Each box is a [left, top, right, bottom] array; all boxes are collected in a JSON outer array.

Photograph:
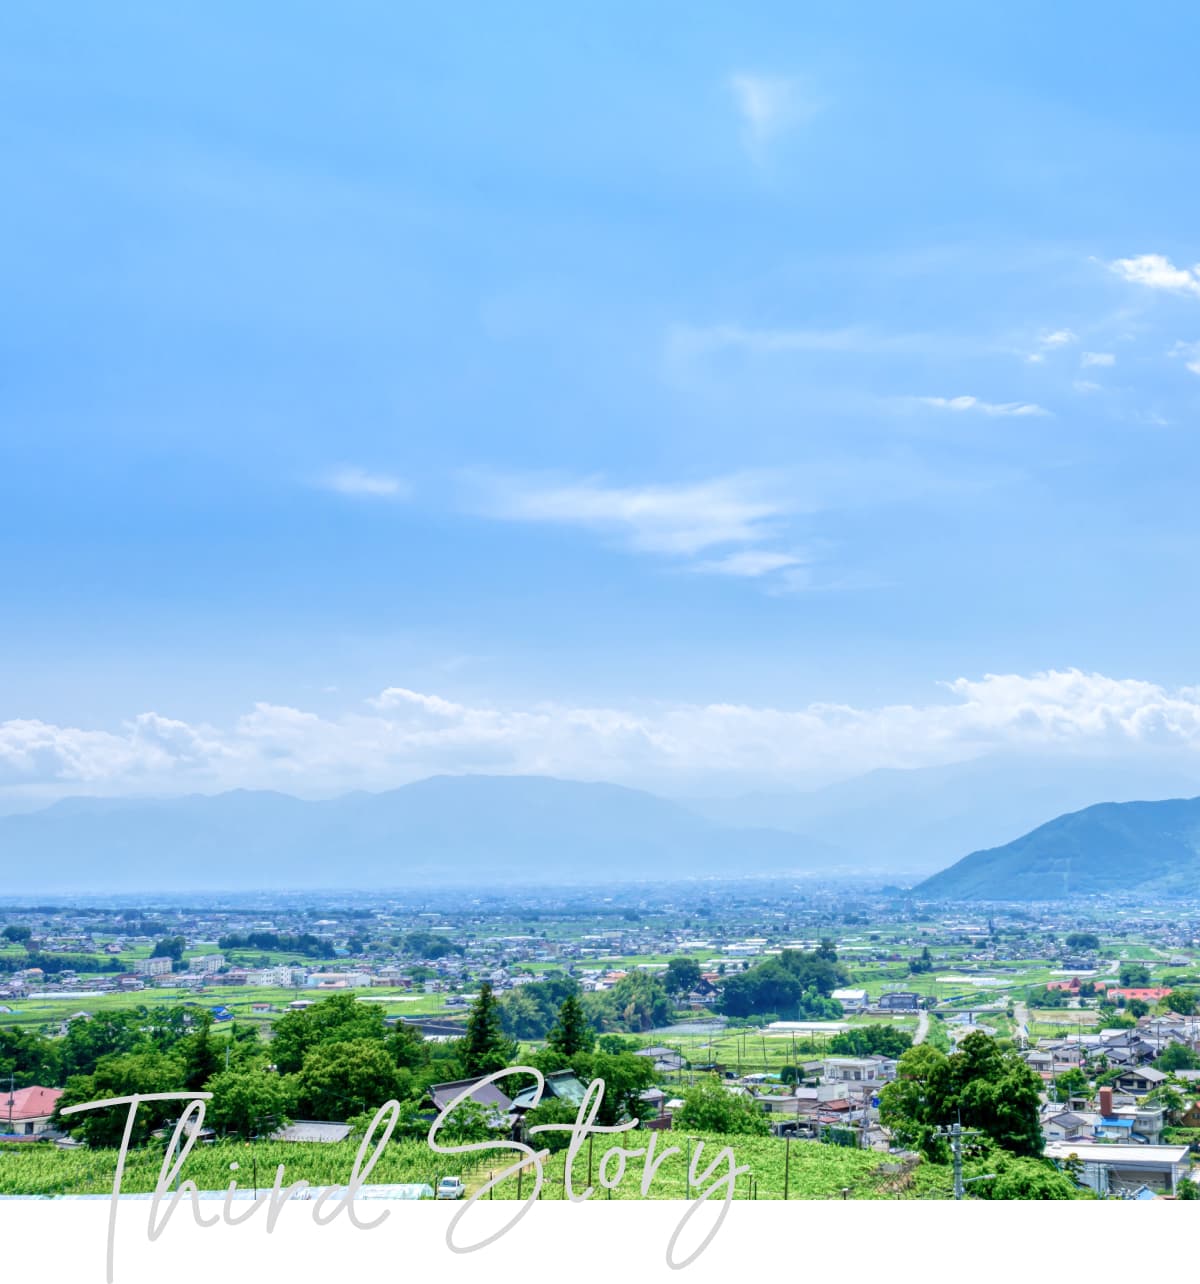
[[0, 1134, 949, 1202]]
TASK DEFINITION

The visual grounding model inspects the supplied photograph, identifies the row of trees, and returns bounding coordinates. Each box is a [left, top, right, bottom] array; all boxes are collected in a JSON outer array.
[[49, 985, 664, 1149], [216, 931, 336, 958]]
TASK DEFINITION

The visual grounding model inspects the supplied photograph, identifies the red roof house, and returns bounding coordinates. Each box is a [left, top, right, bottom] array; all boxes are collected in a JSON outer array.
[[2, 1085, 64, 1137]]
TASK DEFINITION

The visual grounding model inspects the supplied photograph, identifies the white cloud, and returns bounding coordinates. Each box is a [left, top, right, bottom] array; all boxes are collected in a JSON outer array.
[[320, 466, 409, 498], [5, 670, 1200, 798], [1023, 328, 1077, 363], [1169, 341, 1200, 375], [691, 550, 807, 578], [666, 323, 928, 362], [916, 395, 1049, 418], [1073, 380, 1103, 395], [1110, 253, 1200, 298], [1081, 352, 1115, 367], [470, 472, 794, 558], [728, 73, 820, 154]]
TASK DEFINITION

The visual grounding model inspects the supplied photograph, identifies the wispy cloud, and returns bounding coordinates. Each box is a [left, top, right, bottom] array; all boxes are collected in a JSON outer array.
[[471, 472, 793, 557], [1169, 340, 1200, 375], [691, 549, 807, 578], [1025, 328, 1076, 363], [1073, 380, 1103, 395], [1081, 352, 1115, 367], [916, 395, 1049, 418], [320, 466, 409, 499], [1110, 253, 1200, 298], [663, 323, 944, 377], [728, 72, 820, 158]]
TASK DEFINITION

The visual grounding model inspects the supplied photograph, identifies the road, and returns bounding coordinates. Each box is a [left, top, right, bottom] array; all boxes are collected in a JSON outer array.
[[1013, 1001, 1029, 1046], [914, 1008, 930, 1044]]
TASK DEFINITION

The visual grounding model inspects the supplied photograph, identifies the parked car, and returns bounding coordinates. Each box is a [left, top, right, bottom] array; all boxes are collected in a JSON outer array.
[[436, 1176, 466, 1200]]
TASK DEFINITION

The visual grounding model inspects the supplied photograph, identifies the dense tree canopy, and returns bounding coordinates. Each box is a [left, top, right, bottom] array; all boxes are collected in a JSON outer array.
[[719, 948, 847, 1019], [202, 1066, 298, 1139], [664, 957, 703, 997], [1118, 962, 1152, 987], [828, 1026, 913, 1058], [879, 1032, 1043, 1160], [296, 1039, 406, 1120], [0, 1025, 61, 1088], [1064, 932, 1100, 952], [56, 1048, 187, 1147], [269, 993, 388, 1074], [497, 973, 580, 1040], [584, 971, 674, 1033], [673, 1077, 770, 1136]]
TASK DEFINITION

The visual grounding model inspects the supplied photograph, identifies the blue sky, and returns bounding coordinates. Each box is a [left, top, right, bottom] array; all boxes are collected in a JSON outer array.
[[3, 3, 1200, 802]]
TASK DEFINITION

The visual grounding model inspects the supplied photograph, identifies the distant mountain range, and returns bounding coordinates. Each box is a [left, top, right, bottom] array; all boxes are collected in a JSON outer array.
[[5, 758, 1200, 897], [683, 755, 1200, 876], [0, 775, 836, 894], [916, 795, 1200, 901]]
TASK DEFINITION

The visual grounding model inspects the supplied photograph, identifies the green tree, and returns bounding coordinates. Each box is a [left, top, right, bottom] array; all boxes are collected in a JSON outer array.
[[296, 1039, 404, 1120], [982, 1154, 1081, 1200], [386, 1020, 426, 1070], [879, 1032, 1043, 1160], [0, 1026, 61, 1088], [462, 983, 518, 1077], [1052, 1068, 1089, 1102], [878, 1043, 949, 1158], [718, 948, 847, 1019], [269, 993, 387, 1074], [547, 994, 594, 1058], [664, 957, 703, 997], [56, 1048, 186, 1147], [568, 1051, 655, 1127], [1064, 932, 1100, 952], [673, 1077, 770, 1136], [1164, 989, 1198, 1016], [607, 972, 674, 1032], [1156, 1042, 1199, 1072], [596, 1034, 636, 1055], [496, 987, 545, 1041], [60, 1012, 142, 1078], [151, 936, 186, 962], [828, 1026, 913, 1058], [1, 924, 32, 944], [179, 1013, 221, 1091], [202, 1066, 297, 1139], [1143, 1084, 1186, 1121], [1118, 962, 1152, 987], [521, 1097, 581, 1152]]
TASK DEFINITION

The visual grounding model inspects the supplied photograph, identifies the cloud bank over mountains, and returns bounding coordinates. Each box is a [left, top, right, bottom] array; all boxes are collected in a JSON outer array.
[[3, 669, 1200, 804]]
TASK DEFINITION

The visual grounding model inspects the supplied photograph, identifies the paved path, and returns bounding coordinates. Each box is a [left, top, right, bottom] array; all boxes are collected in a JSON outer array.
[[1013, 1001, 1029, 1046], [914, 1008, 930, 1044]]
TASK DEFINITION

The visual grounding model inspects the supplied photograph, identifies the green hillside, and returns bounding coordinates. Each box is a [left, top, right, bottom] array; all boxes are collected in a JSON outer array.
[[916, 795, 1200, 900]]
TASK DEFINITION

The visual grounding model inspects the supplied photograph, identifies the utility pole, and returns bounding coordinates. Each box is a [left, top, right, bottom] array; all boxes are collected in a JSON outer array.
[[933, 1121, 996, 1199], [6, 1072, 14, 1135]]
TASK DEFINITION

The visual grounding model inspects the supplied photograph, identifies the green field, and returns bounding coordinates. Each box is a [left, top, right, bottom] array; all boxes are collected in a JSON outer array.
[[0, 985, 456, 1034], [0, 1132, 953, 1201]]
